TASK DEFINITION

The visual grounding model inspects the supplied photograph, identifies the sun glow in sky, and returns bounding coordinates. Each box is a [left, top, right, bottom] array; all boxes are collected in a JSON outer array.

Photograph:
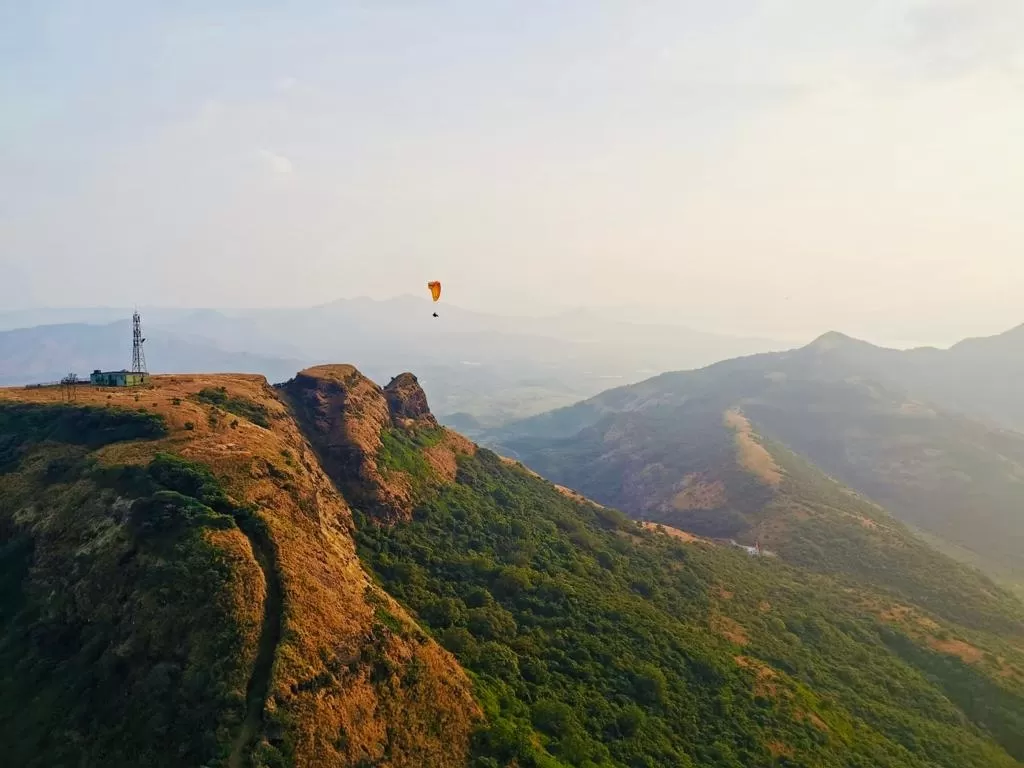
[[2, 1, 1023, 345]]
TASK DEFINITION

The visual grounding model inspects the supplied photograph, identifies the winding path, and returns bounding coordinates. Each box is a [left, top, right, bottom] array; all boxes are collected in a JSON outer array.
[[229, 518, 284, 768]]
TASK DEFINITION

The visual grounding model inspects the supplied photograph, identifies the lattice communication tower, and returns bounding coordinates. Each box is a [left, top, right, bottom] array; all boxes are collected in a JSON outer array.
[[132, 310, 148, 375]]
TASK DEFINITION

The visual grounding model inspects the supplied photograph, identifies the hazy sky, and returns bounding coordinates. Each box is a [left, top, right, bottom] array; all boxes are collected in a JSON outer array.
[[2, 1, 1023, 346]]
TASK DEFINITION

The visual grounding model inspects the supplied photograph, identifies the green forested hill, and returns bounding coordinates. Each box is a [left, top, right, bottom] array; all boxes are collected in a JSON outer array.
[[2, 370, 1024, 767], [285, 365, 1024, 766], [354, 431, 1024, 767]]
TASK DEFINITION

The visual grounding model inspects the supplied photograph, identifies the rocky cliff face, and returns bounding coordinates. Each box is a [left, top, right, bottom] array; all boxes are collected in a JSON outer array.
[[281, 365, 472, 521], [279, 365, 403, 519], [384, 372, 437, 425]]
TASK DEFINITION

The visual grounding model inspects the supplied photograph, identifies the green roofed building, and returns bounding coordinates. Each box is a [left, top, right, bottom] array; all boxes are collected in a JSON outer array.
[[90, 370, 147, 387]]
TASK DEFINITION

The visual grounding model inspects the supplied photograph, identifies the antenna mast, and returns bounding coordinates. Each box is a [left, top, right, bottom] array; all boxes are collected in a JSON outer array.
[[131, 309, 148, 375], [61, 373, 79, 402]]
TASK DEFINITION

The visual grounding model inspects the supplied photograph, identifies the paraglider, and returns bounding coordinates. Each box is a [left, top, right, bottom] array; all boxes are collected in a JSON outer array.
[[427, 281, 441, 317]]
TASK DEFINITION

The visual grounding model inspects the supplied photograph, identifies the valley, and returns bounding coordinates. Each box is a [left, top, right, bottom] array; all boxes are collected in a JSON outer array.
[[488, 330, 1024, 587], [10, 3, 1024, 765]]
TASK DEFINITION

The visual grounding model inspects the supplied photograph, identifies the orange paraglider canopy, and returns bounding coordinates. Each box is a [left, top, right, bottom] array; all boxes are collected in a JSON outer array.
[[427, 281, 441, 302]]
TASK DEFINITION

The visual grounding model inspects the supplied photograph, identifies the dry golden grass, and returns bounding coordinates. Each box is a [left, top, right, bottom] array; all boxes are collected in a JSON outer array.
[[996, 658, 1024, 684], [424, 430, 477, 483], [554, 484, 605, 507], [766, 740, 795, 758], [640, 521, 708, 544], [498, 453, 544, 478], [851, 513, 880, 530], [734, 656, 782, 698], [1, 373, 481, 767], [927, 637, 985, 664], [868, 598, 1009, 671], [796, 709, 830, 732], [711, 614, 749, 646], [670, 474, 727, 511], [723, 408, 782, 487]]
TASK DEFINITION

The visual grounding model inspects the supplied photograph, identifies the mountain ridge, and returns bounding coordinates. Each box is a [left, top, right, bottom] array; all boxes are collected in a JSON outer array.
[[2, 366, 1024, 766], [487, 325, 1024, 584], [0, 300, 789, 427], [0, 374, 481, 767]]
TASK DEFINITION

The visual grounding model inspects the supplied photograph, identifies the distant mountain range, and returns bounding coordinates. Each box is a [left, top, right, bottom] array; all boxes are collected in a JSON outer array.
[[486, 324, 1024, 585], [0, 321, 304, 387], [762, 326, 1024, 432], [0, 297, 787, 425]]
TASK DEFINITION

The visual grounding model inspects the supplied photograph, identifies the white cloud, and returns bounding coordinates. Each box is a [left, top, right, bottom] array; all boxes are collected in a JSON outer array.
[[258, 149, 294, 174]]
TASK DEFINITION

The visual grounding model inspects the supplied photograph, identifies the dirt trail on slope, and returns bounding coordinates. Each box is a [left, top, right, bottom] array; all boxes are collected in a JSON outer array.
[[723, 408, 782, 487], [229, 517, 284, 768]]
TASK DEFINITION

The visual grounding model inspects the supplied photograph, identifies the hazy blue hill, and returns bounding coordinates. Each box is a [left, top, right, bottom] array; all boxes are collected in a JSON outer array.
[[487, 329, 1024, 584], [915, 324, 1024, 431], [768, 326, 1024, 432]]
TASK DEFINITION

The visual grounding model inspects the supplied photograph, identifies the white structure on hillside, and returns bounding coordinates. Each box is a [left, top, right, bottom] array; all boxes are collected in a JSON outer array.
[[729, 539, 775, 557]]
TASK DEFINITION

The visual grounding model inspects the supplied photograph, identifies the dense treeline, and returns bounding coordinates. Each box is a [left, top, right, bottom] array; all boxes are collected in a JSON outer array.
[[194, 385, 273, 428], [493, 395, 1024, 636], [761, 443, 1024, 636], [357, 431, 1024, 767], [0, 402, 166, 470]]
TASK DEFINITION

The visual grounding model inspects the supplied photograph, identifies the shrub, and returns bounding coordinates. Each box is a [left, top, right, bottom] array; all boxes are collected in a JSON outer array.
[[193, 387, 270, 428]]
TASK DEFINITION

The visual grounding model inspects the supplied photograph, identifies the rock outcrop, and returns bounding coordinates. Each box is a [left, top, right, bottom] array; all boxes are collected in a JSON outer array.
[[280, 365, 471, 521], [280, 365, 401, 517], [384, 372, 437, 425]]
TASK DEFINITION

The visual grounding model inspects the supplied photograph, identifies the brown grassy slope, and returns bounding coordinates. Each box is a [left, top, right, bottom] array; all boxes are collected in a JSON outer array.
[[723, 408, 782, 487], [0, 375, 479, 767], [639, 521, 710, 544]]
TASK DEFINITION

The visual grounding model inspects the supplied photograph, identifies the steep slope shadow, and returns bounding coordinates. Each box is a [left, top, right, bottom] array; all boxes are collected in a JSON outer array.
[[229, 516, 284, 768]]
